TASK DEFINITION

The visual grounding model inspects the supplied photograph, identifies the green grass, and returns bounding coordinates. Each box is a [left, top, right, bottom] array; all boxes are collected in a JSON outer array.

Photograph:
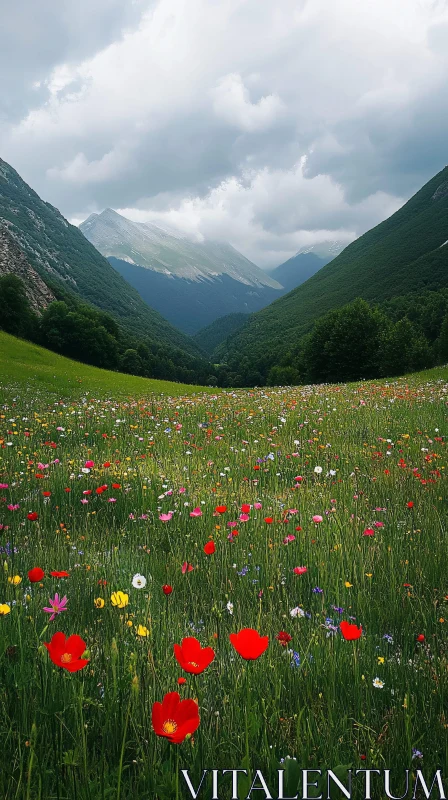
[[0, 332, 214, 400], [0, 338, 447, 798]]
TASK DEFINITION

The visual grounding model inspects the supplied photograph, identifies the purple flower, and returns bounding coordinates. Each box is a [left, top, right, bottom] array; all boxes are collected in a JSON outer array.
[[43, 593, 68, 622], [312, 586, 323, 594]]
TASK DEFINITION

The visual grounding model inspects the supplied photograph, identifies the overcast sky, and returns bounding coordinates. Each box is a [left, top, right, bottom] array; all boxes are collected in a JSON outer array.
[[1, 0, 447, 267]]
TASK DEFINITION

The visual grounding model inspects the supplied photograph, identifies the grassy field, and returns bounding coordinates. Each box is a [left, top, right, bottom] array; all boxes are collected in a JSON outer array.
[[0, 336, 447, 799], [0, 332, 212, 400]]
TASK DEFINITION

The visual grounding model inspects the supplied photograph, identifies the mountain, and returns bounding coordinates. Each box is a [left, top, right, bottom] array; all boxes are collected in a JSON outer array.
[[193, 312, 249, 356], [0, 226, 55, 312], [267, 251, 333, 292], [80, 209, 284, 333], [219, 165, 448, 382], [0, 158, 201, 357]]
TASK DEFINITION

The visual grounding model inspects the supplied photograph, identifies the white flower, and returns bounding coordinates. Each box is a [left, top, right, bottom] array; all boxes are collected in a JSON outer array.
[[373, 677, 384, 689], [132, 574, 147, 589], [290, 606, 305, 618], [81, 467, 90, 474], [314, 466, 323, 474], [226, 601, 234, 615]]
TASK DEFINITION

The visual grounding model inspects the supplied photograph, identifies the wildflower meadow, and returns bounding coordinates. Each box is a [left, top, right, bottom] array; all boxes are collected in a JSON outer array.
[[0, 368, 447, 799]]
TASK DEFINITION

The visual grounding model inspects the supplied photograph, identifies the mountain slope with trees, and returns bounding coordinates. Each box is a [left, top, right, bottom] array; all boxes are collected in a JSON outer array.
[[219, 165, 448, 382], [0, 158, 201, 357]]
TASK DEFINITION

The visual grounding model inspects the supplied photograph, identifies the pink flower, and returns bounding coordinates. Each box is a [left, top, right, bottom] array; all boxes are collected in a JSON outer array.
[[293, 566, 308, 575], [283, 534, 296, 544], [7, 504, 19, 511], [159, 512, 173, 522], [43, 593, 68, 622], [239, 513, 250, 522], [363, 528, 375, 536], [253, 502, 262, 510], [179, 487, 186, 494], [85, 460, 94, 468], [294, 476, 303, 482], [373, 521, 384, 528], [182, 562, 194, 574], [0, 484, 9, 489], [189, 507, 203, 518], [312, 515, 323, 523], [108, 498, 116, 503]]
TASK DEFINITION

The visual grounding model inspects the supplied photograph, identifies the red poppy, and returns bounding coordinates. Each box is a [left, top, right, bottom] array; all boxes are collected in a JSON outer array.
[[96, 485, 108, 494], [163, 584, 173, 595], [112, 483, 121, 490], [51, 571, 70, 578], [178, 677, 187, 685], [215, 505, 227, 514], [340, 621, 362, 641], [28, 567, 45, 583], [416, 634, 425, 643], [44, 632, 89, 672], [241, 504, 251, 513], [103, 462, 111, 468], [203, 541, 215, 555], [152, 691, 199, 744], [43, 491, 51, 497], [253, 465, 260, 471], [229, 628, 269, 660], [27, 512, 39, 521], [276, 631, 292, 647], [174, 636, 215, 674], [64, 488, 71, 493], [264, 517, 273, 524], [407, 501, 414, 508]]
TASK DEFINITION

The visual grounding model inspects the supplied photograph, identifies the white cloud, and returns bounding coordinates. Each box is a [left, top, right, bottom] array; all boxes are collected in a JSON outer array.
[[1, 0, 448, 266]]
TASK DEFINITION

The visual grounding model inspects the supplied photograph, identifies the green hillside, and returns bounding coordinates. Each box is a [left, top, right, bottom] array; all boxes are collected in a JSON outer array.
[[0, 158, 201, 357], [193, 312, 249, 356], [0, 331, 213, 400], [220, 165, 448, 379]]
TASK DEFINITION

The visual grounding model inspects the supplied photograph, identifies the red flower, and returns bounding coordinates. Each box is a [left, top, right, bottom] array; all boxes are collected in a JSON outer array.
[[27, 512, 39, 521], [96, 485, 108, 494], [43, 491, 51, 497], [264, 517, 273, 524], [340, 621, 362, 641], [276, 631, 292, 647], [416, 634, 425, 643], [203, 541, 215, 555], [229, 628, 269, 660], [215, 505, 227, 514], [174, 636, 215, 674], [51, 571, 70, 578], [44, 632, 89, 672], [178, 677, 187, 685], [103, 462, 111, 468], [112, 483, 121, 489], [162, 584, 173, 595], [181, 562, 193, 574], [64, 488, 71, 493], [253, 465, 260, 471], [407, 501, 414, 508], [28, 567, 45, 583], [241, 504, 251, 513], [152, 691, 199, 743]]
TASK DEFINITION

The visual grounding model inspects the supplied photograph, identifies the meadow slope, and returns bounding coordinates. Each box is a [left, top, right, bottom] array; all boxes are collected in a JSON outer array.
[[0, 339, 447, 798]]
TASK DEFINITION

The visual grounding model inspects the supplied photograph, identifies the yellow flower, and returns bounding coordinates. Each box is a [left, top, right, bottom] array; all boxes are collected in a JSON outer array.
[[94, 598, 105, 608], [111, 591, 129, 609], [127, 620, 133, 627], [137, 625, 149, 637], [378, 657, 385, 664], [0, 604, 11, 615], [344, 581, 353, 588], [8, 575, 22, 586]]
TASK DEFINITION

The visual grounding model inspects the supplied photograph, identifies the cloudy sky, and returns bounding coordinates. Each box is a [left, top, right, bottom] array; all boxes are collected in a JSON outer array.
[[1, 0, 448, 268]]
